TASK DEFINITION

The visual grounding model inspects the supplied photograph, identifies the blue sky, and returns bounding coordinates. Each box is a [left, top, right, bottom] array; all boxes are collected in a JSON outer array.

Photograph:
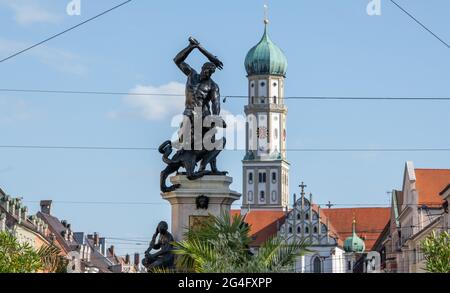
[[0, 0, 449, 256]]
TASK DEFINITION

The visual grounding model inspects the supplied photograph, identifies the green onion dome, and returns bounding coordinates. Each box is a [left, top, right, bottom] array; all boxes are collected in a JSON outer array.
[[245, 25, 288, 77], [343, 219, 366, 253]]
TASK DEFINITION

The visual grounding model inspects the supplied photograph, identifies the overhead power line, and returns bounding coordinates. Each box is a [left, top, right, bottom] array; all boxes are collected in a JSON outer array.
[[21, 200, 441, 208], [1, 88, 450, 101], [390, 0, 450, 49], [0, 145, 157, 151], [0, 0, 133, 64], [2, 145, 450, 152]]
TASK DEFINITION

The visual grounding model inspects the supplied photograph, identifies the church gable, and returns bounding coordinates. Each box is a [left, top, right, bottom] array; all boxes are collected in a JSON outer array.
[[279, 195, 337, 246]]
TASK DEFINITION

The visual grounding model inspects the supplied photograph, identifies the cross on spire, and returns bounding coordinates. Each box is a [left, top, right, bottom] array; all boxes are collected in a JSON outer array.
[[299, 182, 307, 197], [326, 201, 334, 209], [263, 1, 269, 25]]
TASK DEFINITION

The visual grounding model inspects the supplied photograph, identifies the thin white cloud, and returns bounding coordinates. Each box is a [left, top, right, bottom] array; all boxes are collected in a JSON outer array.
[[111, 82, 185, 121], [0, 0, 61, 26], [0, 38, 86, 75]]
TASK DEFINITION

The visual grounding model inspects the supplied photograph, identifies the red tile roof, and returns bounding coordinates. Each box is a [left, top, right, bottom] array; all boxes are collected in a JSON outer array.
[[321, 208, 390, 250], [415, 169, 450, 206], [231, 209, 286, 246], [231, 207, 390, 251]]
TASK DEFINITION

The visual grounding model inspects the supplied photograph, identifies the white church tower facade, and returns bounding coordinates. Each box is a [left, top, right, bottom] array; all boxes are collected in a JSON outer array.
[[242, 17, 289, 211]]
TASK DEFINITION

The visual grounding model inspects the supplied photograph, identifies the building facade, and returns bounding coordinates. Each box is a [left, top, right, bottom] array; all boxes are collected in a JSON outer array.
[[375, 161, 450, 273]]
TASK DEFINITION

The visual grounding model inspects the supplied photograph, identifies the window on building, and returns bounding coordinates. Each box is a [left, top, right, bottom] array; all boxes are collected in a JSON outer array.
[[248, 173, 253, 184], [305, 213, 309, 220], [271, 191, 277, 202], [260, 191, 265, 201], [272, 172, 276, 182], [313, 257, 322, 273], [313, 226, 318, 234], [288, 226, 292, 234], [258, 173, 262, 183], [248, 191, 253, 202], [263, 173, 267, 183], [297, 213, 301, 220], [347, 261, 352, 271], [305, 227, 309, 234], [297, 226, 301, 234], [273, 96, 277, 104]]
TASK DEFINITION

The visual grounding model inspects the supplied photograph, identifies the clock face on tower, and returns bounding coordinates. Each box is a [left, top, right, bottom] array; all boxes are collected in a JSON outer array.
[[257, 127, 268, 139]]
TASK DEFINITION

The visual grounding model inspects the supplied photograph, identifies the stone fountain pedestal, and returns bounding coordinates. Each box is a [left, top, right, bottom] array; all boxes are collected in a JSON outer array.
[[161, 175, 241, 242]]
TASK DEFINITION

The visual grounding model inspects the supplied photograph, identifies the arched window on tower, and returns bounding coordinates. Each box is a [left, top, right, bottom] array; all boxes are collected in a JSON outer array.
[[296, 213, 301, 220], [305, 227, 309, 234], [271, 191, 277, 202], [297, 226, 301, 234], [248, 191, 253, 202], [305, 213, 309, 220], [248, 173, 253, 184], [313, 226, 318, 234], [313, 257, 322, 273], [288, 226, 293, 234]]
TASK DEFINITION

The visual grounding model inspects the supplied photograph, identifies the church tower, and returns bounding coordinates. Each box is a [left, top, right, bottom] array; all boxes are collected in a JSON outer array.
[[242, 14, 289, 211]]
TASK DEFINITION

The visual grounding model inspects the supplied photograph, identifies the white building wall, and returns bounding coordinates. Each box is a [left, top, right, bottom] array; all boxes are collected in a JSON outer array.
[[294, 246, 345, 273]]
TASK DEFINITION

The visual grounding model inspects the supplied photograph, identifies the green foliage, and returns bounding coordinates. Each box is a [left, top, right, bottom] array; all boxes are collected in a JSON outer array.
[[37, 244, 68, 273], [421, 231, 450, 273], [0, 231, 43, 273], [173, 212, 309, 273]]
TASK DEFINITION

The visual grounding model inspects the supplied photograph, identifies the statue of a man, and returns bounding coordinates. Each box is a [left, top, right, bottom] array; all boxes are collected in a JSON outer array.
[[173, 37, 225, 174], [142, 221, 175, 271], [158, 38, 228, 192]]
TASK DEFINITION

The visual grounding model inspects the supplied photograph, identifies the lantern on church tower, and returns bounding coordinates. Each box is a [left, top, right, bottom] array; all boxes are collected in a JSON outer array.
[[242, 7, 289, 211]]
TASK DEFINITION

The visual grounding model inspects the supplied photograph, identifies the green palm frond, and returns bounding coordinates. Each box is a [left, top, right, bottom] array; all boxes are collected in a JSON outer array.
[[173, 238, 217, 273], [37, 244, 68, 273], [172, 212, 312, 273], [184, 212, 250, 245], [253, 236, 310, 272]]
